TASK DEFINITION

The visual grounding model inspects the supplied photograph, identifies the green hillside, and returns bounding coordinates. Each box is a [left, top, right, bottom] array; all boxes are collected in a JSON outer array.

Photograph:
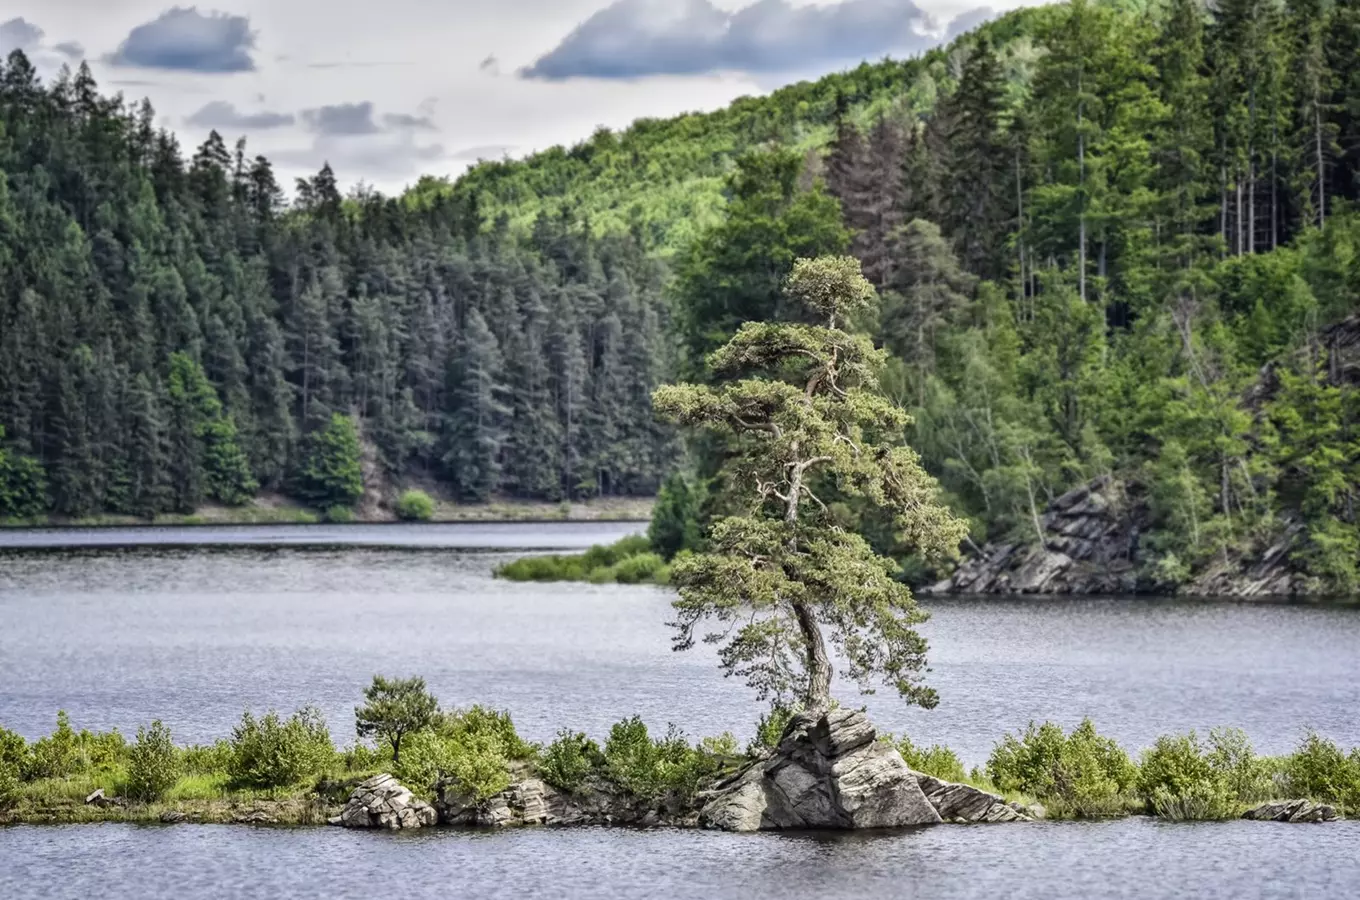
[[426, 8, 1045, 253]]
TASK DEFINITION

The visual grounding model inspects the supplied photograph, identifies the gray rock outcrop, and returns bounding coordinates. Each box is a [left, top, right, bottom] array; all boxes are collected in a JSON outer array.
[[1243, 800, 1339, 823], [436, 774, 692, 828], [698, 708, 941, 832], [911, 772, 1032, 823], [331, 774, 437, 830]]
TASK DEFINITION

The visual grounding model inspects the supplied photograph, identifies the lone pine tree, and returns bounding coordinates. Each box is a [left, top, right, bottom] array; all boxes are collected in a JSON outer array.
[[654, 257, 967, 711]]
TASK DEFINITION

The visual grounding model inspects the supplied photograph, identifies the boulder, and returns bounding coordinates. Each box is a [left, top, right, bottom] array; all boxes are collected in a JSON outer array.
[[1243, 800, 1339, 823], [330, 774, 437, 830], [699, 708, 941, 832], [912, 773, 1031, 823]]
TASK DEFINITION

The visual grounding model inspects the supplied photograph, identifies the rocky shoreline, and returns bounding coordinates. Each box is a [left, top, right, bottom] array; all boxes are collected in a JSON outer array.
[[325, 710, 1338, 833]]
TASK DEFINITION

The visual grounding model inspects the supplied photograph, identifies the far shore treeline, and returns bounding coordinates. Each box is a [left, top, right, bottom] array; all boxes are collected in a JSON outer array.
[[4, 0, 1360, 590], [2, 675, 1358, 825]]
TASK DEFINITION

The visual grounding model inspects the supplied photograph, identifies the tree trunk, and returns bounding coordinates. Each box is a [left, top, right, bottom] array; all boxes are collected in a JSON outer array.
[[794, 600, 833, 709], [1316, 103, 1327, 227]]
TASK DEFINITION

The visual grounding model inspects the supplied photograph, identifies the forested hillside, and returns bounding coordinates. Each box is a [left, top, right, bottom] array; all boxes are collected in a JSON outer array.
[[0, 55, 675, 521], [652, 0, 1360, 593], [3, 0, 1360, 593]]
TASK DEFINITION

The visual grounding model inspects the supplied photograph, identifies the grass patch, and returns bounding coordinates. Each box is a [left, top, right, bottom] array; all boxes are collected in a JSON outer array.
[[496, 535, 670, 584]]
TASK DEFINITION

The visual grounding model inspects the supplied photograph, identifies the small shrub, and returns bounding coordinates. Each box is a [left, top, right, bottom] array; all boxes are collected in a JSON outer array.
[[180, 741, 233, 776], [0, 726, 28, 776], [898, 736, 968, 783], [1206, 727, 1276, 805], [395, 489, 436, 522], [539, 730, 605, 793], [339, 742, 387, 773], [987, 719, 1137, 818], [602, 717, 723, 801], [748, 705, 798, 755], [1283, 732, 1360, 812], [0, 759, 18, 809], [228, 707, 335, 790], [608, 552, 668, 585], [1138, 733, 1236, 820], [395, 706, 533, 799], [324, 505, 354, 524], [25, 711, 81, 780], [125, 721, 180, 802]]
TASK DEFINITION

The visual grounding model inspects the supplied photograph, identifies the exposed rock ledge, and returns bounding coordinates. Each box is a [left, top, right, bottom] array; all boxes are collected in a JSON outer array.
[[911, 772, 1038, 823], [1243, 800, 1339, 823], [699, 708, 941, 831], [927, 476, 1309, 598], [331, 774, 437, 829]]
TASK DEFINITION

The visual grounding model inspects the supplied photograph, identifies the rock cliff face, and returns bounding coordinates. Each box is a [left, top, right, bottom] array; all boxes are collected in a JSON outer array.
[[910, 772, 1034, 823], [928, 477, 1311, 598], [698, 708, 941, 832], [435, 773, 694, 828], [1243, 799, 1339, 823]]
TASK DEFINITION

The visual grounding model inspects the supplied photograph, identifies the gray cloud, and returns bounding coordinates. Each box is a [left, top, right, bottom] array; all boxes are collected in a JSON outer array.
[[107, 7, 257, 73], [302, 102, 381, 136], [946, 7, 995, 40], [274, 136, 447, 180], [451, 144, 515, 161], [479, 55, 500, 74], [187, 100, 295, 130], [53, 41, 85, 60], [383, 112, 435, 130], [522, 0, 965, 80], [0, 17, 43, 54]]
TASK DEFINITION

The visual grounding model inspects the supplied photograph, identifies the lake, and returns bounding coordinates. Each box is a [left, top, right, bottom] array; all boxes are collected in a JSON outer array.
[[2, 523, 1358, 900]]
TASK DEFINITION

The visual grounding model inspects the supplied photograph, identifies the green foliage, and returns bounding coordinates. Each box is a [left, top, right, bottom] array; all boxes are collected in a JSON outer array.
[[180, 741, 233, 776], [124, 721, 180, 802], [355, 675, 439, 764], [1138, 733, 1237, 820], [898, 736, 968, 783], [395, 489, 436, 521], [648, 472, 703, 560], [25, 711, 81, 780], [228, 708, 335, 790], [394, 705, 533, 799], [1282, 732, 1360, 812], [0, 726, 25, 808], [986, 720, 1138, 818], [658, 256, 967, 708], [496, 535, 669, 584], [601, 717, 725, 801], [748, 705, 799, 755], [295, 414, 364, 510], [0, 426, 46, 519], [538, 730, 606, 793]]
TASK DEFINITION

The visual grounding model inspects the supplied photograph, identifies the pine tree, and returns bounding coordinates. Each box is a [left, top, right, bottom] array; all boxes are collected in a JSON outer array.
[[444, 309, 509, 501]]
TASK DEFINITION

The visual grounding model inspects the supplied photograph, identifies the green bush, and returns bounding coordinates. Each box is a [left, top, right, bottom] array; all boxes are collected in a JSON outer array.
[[25, 711, 81, 780], [180, 740, 233, 776], [1283, 732, 1360, 812], [496, 535, 668, 584], [986, 720, 1137, 818], [1138, 733, 1237, 820], [898, 736, 968, 783], [1205, 727, 1277, 805], [539, 730, 606, 793], [602, 717, 724, 801], [228, 708, 335, 790], [125, 721, 180, 802], [394, 706, 533, 799], [324, 505, 355, 524], [395, 489, 436, 521], [0, 758, 17, 809], [0, 726, 28, 775], [748, 705, 798, 755]]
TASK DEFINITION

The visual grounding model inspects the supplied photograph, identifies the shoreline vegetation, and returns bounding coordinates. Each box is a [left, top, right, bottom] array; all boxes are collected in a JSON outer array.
[[3, 685, 1357, 829], [0, 495, 655, 530]]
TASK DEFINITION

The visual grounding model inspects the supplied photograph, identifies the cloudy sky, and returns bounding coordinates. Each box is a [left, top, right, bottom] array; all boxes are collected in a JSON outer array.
[[2, 1, 1030, 195]]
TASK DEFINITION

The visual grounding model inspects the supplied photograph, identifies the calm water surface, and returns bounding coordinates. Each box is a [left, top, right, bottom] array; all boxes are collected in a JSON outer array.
[[2, 529, 1356, 761], [2, 526, 1358, 897], [2, 819, 1357, 900]]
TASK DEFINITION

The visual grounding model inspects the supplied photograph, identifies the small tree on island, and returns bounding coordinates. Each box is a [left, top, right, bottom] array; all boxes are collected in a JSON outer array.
[[356, 675, 439, 764], [653, 256, 968, 712]]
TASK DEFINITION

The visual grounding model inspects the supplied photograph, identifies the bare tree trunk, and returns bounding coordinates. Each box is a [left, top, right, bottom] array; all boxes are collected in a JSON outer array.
[[786, 443, 832, 710], [1316, 104, 1327, 227]]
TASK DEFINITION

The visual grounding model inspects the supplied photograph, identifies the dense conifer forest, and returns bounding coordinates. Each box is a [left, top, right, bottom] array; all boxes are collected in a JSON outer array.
[[2, 0, 1359, 590]]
